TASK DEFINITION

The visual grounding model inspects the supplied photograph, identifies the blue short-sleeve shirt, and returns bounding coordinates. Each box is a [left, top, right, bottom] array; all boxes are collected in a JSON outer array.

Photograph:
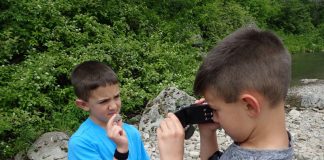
[[68, 118, 150, 160]]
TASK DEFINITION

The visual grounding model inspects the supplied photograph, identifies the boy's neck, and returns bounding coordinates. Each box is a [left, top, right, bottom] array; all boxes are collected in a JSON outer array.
[[239, 102, 289, 150]]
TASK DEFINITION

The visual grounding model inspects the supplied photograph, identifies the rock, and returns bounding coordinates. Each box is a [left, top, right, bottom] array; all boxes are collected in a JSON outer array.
[[126, 114, 142, 128], [27, 132, 69, 160], [300, 79, 319, 84], [139, 86, 196, 140], [14, 150, 27, 160], [287, 80, 324, 109], [189, 151, 200, 158], [286, 110, 324, 160], [288, 109, 301, 120], [139, 86, 196, 159]]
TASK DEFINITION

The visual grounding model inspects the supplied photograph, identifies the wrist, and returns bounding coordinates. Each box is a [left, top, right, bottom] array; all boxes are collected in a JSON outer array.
[[114, 148, 129, 160], [200, 131, 217, 146], [199, 128, 216, 137], [116, 145, 128, 154], [199, 130, 219, 159]]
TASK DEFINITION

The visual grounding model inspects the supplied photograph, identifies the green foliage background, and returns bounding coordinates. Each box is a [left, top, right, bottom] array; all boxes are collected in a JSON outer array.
[[0, 0, 323, 158]]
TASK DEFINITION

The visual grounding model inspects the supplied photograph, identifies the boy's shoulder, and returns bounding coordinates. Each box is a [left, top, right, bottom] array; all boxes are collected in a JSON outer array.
[[122, 123, 141, 135], [219, 141, 293, 160], [122, 122, 137, 128], [69, 118, 104, 141], [218, 132, 294, 160]]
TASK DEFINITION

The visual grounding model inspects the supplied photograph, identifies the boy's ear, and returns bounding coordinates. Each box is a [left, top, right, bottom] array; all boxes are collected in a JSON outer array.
[[75, 99, 90, 111], [240, 93, 261, 117]]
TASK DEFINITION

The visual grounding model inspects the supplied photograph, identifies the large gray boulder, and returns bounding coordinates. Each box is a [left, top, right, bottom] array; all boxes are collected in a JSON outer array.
[[287, 79, 324, 109], [138, 87, 196, 158], [139, 86, 196, 140], [27, 132, 69, 160]]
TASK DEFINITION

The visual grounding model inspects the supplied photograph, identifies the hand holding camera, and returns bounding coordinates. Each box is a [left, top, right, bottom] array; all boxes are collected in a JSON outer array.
[[174, 103, 213, 127], [174, 102, 214, 139]]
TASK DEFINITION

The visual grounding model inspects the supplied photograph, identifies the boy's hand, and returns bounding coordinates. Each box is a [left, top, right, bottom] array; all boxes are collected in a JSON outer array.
[[107, 114, 128, 153], [195, 98, 221, 135], [157, 113, 184, 160], [195, 98, 220, 160]]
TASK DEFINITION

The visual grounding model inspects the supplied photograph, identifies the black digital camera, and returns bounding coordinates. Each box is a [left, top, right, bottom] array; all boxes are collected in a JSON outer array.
[[174, 103, 214, 139]]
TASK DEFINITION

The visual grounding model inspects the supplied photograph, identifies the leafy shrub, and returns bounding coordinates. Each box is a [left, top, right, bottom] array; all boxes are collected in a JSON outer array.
[[195, 1, 254, 48]]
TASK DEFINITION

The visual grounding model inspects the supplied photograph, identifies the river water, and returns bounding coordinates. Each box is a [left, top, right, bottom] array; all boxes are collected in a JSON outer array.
[[291, 52, 324, 86]]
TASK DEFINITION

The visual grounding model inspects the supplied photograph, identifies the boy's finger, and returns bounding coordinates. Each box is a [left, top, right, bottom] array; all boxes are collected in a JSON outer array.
[[195, 98, 206, 104], [116, 118, 123, 126], [114, 126, 123, 136], [159, 120, 168, 132], [109, 125, 123, 137], [164, 117, 176, 130], [157, 128, 164, 141], [107, 114, 117, 129], [157, 127, 161, 135], [167, 113, 183, 130]]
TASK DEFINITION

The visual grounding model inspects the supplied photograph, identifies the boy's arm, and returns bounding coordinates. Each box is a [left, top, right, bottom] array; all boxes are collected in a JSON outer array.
[[157, 113, 185, 160], [198, 123, 219, 160], [195, 98, 220, 160]]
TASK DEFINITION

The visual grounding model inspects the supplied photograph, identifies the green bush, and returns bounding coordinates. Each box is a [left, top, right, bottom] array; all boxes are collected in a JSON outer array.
[[196, 1, 254, 47], [279, 30, 324, 54]]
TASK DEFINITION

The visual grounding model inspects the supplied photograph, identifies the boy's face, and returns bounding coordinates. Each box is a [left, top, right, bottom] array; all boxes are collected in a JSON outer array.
[[204, 88, 254, 143], [84, 84, 121, 128]]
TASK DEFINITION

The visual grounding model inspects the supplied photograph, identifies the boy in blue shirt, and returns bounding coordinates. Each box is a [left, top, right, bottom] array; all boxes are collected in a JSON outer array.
[[68, 61, 150, 160]]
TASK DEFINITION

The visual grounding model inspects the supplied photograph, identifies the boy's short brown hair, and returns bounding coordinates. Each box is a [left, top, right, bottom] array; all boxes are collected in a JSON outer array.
[[194, 27, 291, 106], [71, 60, 118, 101]]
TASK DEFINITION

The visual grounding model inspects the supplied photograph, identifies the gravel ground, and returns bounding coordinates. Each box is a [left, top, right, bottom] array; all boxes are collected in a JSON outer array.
[[287, 108, 324, 160]]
